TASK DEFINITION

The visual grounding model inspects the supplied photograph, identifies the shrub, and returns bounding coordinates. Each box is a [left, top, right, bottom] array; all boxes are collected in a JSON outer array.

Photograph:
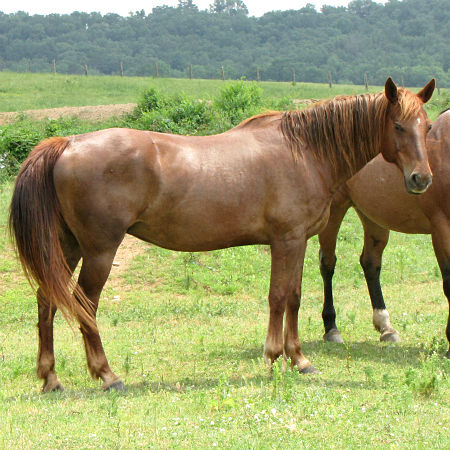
[[0, 116, 108, 177], [214, 80, 263, 125], [126, 88, 213, 135], [0, 117, 44, 175]]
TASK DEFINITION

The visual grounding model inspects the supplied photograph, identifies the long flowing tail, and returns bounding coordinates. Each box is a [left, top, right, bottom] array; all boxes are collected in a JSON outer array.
[[9, 137, 95, 327]]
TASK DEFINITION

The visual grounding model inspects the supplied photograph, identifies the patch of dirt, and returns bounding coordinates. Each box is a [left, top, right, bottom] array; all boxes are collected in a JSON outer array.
[[0, 103, 136, 125], [293, 98, 319, 106], [110, 234, 147, 279], [0, 99, 319, 126]]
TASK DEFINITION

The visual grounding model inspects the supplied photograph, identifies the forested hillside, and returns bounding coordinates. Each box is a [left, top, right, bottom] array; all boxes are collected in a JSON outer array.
[[0, 0, 448, 86]]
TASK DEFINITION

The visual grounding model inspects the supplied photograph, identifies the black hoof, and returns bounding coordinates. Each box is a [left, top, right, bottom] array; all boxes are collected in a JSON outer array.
[[105, 380, 125, 391], [299, 364, 318, 374], [323, 329, 344, 344]]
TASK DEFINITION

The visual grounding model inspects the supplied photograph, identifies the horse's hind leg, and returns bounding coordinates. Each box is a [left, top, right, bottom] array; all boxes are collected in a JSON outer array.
[[430, 219, 450, 358], [76, 243, 124, 390], [357, 211, 399, 342], [37, 291, 61, 392], [318, 199, 351, 343], [37, 231, 81, 392]]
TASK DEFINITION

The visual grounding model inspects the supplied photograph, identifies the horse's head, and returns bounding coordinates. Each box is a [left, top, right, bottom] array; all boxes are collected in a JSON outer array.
[[381, 77, 435, 194]]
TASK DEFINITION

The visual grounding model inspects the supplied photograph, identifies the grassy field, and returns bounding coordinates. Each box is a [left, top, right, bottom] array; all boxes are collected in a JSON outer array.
[[0, 72, 448, 118], [0, 74, 449, 448]]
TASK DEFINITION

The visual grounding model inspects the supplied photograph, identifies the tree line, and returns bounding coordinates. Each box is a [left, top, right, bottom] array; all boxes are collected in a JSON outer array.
[[0, 0, 448, 87]]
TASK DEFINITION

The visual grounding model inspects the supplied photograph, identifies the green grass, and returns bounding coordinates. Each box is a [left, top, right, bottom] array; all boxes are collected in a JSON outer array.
[[0, 180, 448, 448], [1, 72, 448, 119]]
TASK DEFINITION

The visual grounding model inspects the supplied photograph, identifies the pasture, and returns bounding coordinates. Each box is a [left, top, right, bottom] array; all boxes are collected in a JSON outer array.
[[0, 74, 448, 448], [0, 72, 448, 115]]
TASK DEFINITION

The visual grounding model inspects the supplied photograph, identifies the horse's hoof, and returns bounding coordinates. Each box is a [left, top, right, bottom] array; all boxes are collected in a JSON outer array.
[[42, 382, 64, 393], [104, 380, 125, 391], [380, 330, 400, 343], [323, 329, 344, 344], [299, 364, 318, 374]]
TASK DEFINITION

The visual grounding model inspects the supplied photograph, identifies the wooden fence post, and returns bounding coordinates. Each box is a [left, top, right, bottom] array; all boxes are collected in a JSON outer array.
[[52, 59, 56, 74], [436, 78, 441, 95], [292, 67, 296, 85], [83, 62, 88, 76], [256, 66, 260, 82], [328, 71, 332, 88], [401, 76, 405, 88], [364, 72, 368, 91], [189, 64, 193, 80], [221, 66, 225, 81], [120, 61, 124, 77], [154, 62, 159, 78], [28, 59, 31, 72]]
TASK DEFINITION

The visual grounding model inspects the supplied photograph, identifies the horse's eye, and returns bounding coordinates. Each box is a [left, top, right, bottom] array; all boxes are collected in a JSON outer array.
[[428, 124, 432, 131], [394, 123, 404, 132]]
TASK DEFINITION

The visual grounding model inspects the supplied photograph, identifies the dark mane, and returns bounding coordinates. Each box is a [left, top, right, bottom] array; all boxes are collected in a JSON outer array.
[[280, 89, 423, 175]]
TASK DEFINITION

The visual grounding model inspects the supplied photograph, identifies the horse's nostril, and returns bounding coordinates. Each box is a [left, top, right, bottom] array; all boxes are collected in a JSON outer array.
[[411, 173, 421, 186]]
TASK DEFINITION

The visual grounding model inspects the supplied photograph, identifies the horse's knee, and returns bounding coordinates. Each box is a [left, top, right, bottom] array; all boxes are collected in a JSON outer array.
[[360, 255, 380, 280], [319, 250, 336, 278]]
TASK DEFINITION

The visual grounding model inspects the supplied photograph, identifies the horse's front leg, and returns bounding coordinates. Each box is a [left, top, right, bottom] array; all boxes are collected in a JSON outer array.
[[264, 238, 316, 373], [318, 198, 351, 344], [430, 219, 450, 358], [357, 211, 399, 342]]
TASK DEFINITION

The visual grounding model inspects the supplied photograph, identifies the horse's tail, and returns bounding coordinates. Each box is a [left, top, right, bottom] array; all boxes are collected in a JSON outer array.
[[9, 137, 95, 327]]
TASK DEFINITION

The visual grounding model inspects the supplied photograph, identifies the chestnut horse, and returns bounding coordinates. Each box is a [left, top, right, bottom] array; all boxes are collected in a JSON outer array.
[[319, 109, 449, 358], [10, 79, 435, 392]]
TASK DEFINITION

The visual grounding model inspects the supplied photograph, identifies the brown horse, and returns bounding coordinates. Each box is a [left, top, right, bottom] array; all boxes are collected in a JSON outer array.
[[10, 79, 435, 392], [319, 109, 449, 358]]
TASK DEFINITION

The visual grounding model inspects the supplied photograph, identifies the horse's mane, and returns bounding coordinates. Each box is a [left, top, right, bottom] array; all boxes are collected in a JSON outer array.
[[439, 108, 450, 116], [280, 88, 424, 175]]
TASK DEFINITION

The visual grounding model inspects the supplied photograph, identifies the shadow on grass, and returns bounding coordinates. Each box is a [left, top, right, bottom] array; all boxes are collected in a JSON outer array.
[[4, 340, 438, 401], [304, 339, 423, 365], [211, 338, 424, 366]]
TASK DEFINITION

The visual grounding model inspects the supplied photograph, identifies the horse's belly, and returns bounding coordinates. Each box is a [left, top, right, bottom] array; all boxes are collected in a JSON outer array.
[[350, 188, 431, 234], [127, 213, 268, 252]]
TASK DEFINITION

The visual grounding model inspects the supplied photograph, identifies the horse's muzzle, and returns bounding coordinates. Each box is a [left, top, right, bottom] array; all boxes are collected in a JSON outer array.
[[405, 171, 432, 194]]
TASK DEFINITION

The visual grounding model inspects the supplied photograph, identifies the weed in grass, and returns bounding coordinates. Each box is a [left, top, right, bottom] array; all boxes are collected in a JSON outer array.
[[347, 310, 357, 325], [382, 372, 391, 387], [210, 373, 236, 411], [271, 359, 298, 403], [123, 354, 131, 376], [183, 252, 198, 290], [405, 353, 448, 397], [364, 366, 375, 385], [421, 336, 448, 357]]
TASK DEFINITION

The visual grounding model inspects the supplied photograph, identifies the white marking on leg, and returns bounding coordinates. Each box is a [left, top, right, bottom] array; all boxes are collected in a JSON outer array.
[[373, 308, 392, 332]]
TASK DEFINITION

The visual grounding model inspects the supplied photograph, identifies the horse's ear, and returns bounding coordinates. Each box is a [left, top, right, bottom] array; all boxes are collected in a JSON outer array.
[[385, 77, 398, 104], [417, 79, 435, 104]]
